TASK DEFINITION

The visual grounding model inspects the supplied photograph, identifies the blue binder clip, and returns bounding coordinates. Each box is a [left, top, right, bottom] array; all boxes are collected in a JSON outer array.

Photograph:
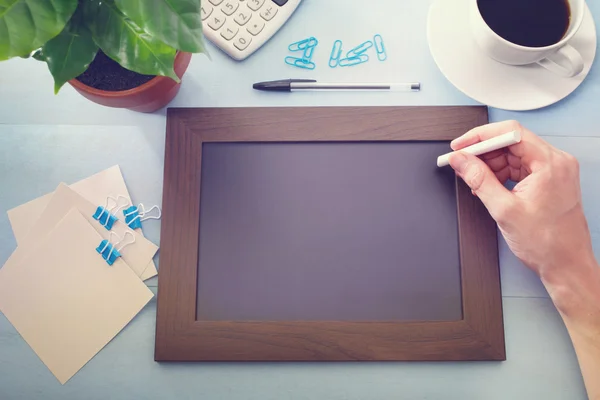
[[96, 239, 121, 266], [373, 34, 387, 61], [92, 206, 118, 230], [123, 204, 161, 230], [96, 232, 135, 266], [123, 206, 142, 229], [92, 195, 129, 230]]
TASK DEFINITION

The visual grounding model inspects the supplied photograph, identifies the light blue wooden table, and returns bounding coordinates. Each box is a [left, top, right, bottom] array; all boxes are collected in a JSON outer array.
[[0, 1, 599, 398]]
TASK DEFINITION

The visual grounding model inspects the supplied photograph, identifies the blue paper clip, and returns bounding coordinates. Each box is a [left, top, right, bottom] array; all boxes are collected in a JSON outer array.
[[346, 40, 373, 58], [303, 44, 316, 61], [96, 231, 135, 266], [123, 203, 161, 230], [329, 40, 343, 68], [373, 34, 387, 61], [288, 37, 318, 52], [339, 54, 369, 67], [285, 56, 316, 70]]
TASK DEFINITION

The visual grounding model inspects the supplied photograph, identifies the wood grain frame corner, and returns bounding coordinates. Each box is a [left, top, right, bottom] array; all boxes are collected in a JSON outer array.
[[156, 106, 505, 362]]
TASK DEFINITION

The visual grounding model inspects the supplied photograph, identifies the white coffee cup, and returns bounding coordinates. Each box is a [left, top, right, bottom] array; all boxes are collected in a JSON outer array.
[[470, 0, 585, 78]]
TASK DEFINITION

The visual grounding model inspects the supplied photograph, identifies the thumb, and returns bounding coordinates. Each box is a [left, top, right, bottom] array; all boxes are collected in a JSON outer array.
[[448, 152, 513, 214]]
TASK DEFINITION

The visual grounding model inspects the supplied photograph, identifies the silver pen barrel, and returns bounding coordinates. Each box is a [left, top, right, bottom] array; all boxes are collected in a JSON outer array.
[[290, 82, 420, 91]]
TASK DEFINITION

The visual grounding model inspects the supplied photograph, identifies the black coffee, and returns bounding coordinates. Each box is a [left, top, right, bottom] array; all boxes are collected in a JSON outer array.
[[477, 0, 571, 48]]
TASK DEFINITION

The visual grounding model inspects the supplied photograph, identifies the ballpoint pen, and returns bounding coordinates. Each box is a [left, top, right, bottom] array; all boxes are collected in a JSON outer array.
[[253, 79, 421, 92]]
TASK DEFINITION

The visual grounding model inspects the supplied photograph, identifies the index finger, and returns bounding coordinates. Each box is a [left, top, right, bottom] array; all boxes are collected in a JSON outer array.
[[451, 120, 552, 173], [451, 120, 544, 151]]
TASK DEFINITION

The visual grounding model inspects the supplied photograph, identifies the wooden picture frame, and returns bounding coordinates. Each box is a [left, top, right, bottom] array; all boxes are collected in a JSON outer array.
[[156, 106, 505, 362]]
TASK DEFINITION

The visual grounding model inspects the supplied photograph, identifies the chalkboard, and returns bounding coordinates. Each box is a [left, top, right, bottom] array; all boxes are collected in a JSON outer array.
[[197, 142, 462, 321], [156, 106, 504, 362]]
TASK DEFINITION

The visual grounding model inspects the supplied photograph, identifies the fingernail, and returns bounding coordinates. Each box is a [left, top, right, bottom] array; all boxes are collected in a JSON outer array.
[[448, 152, 468, 173]]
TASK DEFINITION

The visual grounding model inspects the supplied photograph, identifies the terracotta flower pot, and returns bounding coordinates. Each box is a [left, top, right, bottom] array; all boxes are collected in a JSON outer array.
[[69, 51, 192, 113]]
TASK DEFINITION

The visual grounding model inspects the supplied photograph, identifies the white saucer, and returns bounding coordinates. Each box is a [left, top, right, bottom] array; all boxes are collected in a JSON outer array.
[[427, 0, 597, 111]]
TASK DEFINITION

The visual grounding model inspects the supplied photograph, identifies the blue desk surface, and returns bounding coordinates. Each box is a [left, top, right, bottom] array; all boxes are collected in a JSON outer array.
[[0, 0, 598, 398]]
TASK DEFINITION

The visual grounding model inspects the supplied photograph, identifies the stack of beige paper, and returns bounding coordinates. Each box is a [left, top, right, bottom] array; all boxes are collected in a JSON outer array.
[[0, 166, 157, 384]]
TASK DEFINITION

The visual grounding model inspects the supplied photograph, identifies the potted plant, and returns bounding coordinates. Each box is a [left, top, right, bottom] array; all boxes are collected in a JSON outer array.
[[0, 0, 206, 112]]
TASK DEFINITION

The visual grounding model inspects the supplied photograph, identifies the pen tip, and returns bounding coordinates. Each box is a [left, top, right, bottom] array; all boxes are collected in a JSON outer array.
[[252, 79, 292, 92]]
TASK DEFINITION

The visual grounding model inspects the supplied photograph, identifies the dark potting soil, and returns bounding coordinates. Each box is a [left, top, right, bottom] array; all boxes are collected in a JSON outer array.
[[76, 51, 155, 91]]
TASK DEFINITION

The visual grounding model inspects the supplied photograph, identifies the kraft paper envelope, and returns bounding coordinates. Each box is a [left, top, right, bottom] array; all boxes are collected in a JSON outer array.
[[0, 209, 153, 384], [21, 183, 158, 280], [6, 165, 158, 280], [7, 165, 130, 242]]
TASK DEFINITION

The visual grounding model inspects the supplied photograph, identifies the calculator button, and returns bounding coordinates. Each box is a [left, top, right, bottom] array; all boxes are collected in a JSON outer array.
[[220, 21, 239, 40], [248, 0, 265, 11], [234, 8, 252, 26], [208, 0, 223, 5], [271, 0, 288, 5], [207, 12, 226, 30], [201, 4, 214, 20], [221, 0, 239, 16], [233, 34, 252, 51], [246, 19, 265, 36], [260, 4, 277, 20]]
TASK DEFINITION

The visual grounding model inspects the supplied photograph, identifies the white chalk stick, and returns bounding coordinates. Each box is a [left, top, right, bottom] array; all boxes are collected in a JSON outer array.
[[437, 130, 522, 168]]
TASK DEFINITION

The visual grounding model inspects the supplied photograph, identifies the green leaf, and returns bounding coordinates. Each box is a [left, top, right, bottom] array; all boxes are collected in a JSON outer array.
[[42, 24, 98, 94], [0, 0, 78, 60], [114, 0, 205, 54], [31, 48, 45, 61], [85, 0, 179, 82]]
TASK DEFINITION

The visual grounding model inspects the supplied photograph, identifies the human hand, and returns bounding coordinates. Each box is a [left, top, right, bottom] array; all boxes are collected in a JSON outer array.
[[450, 121, 600, 400], [448, 121, 596, 286]]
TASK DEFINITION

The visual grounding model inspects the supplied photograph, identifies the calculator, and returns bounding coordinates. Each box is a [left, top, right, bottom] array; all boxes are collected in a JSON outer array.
[[201, 0, 302, 61]]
